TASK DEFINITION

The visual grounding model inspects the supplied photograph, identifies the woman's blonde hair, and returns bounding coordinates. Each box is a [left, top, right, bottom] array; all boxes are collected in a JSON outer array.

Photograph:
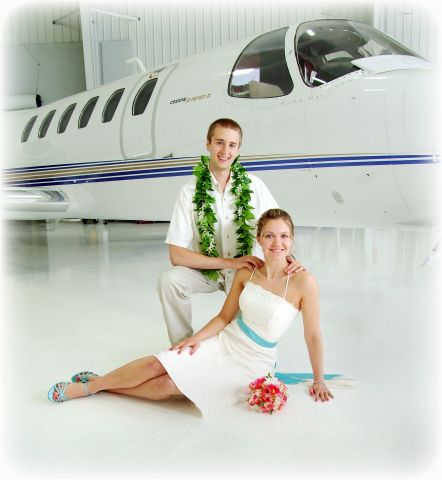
[[256, 208, 295, 238]]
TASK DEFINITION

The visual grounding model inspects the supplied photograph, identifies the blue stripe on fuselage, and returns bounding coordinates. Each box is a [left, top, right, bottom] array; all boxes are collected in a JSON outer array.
[[3, 154, 440, 187]]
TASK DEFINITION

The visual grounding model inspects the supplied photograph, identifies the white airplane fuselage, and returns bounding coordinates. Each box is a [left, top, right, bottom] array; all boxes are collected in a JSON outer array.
[[3, 20, 440, 227]]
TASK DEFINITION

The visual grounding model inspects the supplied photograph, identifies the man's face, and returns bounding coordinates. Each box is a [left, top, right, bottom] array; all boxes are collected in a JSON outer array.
[[206, 126, 241, 174]]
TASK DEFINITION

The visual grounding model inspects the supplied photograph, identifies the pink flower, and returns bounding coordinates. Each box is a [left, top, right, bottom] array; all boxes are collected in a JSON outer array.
[[249, 377, 266, 390]]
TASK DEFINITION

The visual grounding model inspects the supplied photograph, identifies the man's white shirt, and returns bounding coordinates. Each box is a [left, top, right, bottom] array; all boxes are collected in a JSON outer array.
[[166, 171, 278, 290]]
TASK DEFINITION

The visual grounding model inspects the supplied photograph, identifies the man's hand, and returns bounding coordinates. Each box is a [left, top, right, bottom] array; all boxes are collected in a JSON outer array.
[[285, 256, 305, 274], [227, 255, 264, 271]]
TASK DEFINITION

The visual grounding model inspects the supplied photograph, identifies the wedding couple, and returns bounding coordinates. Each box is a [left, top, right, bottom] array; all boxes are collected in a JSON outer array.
[[48, 118, 335, 414]]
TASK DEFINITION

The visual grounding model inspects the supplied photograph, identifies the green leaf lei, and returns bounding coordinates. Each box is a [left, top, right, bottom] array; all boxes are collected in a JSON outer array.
[[193, 155, 255, 281]]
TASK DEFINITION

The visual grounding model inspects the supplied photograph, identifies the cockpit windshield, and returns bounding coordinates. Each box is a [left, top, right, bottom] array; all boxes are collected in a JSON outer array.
[[296, 19, 421, 87], [229, 27, 293, 98]]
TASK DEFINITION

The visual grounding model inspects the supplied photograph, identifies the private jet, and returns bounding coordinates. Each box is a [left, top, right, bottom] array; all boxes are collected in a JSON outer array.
[[3, 18, 440, 227]]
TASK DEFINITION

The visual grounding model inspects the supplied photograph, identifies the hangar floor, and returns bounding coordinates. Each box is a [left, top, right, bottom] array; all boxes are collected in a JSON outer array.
[[2, 219, 441, 480]]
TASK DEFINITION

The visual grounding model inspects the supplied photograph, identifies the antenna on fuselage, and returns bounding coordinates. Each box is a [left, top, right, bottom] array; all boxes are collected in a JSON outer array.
[[126, 57, 147, 73]]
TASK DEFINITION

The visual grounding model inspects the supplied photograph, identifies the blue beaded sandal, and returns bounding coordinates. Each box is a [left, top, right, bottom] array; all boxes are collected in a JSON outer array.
[[48, 381, 93, 403], [70, 371, 98, 383]]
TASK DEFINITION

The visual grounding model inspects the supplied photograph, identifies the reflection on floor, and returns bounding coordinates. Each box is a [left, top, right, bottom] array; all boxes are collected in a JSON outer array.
[[2, 220, 441, 480]]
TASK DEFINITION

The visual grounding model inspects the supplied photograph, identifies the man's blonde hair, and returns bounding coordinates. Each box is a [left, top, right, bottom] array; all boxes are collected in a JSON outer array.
[[206, 118, 243, 145]]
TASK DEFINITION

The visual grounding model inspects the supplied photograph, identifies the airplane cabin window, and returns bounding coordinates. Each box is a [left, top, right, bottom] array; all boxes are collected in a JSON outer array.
[[102, 88, 125, 123], [133, 79, 158, 116], [58, 103, 76, 134], [295, 19, 421, 87], [79, 96, 99, 129], [229, 27, 293, 99], [21, 115, 38, 143], [38, 110, 56, 138]]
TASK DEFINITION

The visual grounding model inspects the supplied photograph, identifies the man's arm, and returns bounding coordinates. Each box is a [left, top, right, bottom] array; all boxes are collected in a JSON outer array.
[[169, 244, 263, 271]]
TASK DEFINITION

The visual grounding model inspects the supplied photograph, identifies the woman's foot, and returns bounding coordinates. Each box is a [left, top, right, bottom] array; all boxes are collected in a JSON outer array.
[[48, 380, 96, 403], [71, 371, 98, 383]]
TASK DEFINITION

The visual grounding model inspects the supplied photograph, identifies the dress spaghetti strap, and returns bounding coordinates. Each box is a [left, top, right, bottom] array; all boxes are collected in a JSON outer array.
[[249, 267, 257, 281], [283, 274, 291, 300]]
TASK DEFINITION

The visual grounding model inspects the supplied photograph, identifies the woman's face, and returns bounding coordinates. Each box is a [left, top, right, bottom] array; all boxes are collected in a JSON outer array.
[[258, 218, 293, 261]]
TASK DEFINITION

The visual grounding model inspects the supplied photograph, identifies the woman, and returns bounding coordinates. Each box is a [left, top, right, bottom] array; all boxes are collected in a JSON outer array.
[[48, 209, 334, 414]]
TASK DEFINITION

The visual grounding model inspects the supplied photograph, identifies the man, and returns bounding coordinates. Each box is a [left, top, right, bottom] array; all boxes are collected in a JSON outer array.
[[157, 118, 302, 343]]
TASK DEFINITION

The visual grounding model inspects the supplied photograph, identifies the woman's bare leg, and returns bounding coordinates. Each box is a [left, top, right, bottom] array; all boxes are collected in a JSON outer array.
[[56, 356, 172, 400], [109, 373, 184, 400], [89, 356, 166, 393]]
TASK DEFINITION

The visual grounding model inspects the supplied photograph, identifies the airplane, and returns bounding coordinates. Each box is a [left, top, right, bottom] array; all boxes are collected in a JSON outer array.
[[2, 18, 440, 228]]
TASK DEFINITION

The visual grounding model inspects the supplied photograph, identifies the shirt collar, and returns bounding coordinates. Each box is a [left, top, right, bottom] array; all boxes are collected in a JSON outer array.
[[209, 168, 232, 193]]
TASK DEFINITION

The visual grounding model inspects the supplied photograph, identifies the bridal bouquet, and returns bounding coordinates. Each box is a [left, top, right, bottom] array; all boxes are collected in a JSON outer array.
[[247, 373, 288, 414]]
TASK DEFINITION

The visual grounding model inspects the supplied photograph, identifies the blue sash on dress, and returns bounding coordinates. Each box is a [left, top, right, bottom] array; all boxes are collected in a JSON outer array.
[[237, 314, 341, 385], [237, 314, 278, 348]]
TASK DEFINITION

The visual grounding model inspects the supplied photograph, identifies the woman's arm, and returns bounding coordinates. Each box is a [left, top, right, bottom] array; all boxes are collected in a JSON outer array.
[[299, 272, 334, 402], [169, 268, 250, 354]]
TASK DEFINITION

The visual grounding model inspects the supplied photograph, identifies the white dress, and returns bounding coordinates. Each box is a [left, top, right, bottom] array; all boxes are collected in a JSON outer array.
[[155, 275, 299, 416]]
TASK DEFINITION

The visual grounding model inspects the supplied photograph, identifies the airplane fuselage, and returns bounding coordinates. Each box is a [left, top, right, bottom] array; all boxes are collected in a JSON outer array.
[[3, 19, 440, 227]]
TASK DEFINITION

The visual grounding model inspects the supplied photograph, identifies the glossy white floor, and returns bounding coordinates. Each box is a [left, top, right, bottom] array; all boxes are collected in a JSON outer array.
[[1, 219, 441, 480]]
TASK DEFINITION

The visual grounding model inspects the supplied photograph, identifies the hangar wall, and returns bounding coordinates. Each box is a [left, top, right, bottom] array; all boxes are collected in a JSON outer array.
[[2, 2, 84, 106], [3, 43, 86, 105], [374, 1, 440, 63], [2, 1, 82, 45]]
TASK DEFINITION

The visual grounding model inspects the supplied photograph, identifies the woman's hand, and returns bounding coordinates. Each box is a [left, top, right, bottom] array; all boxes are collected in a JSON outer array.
[[309, 381, 334, 402], [169, 336, 201, 355]]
